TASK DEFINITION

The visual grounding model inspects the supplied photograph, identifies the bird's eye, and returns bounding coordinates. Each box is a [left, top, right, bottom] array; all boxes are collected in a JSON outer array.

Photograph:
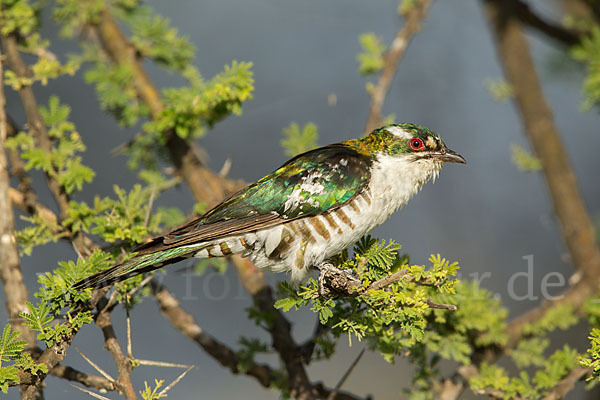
[[409, 138, 425, 151]]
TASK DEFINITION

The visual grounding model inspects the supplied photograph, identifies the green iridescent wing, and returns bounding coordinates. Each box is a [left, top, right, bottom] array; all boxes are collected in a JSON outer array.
[[203, 143, 372, 221], [135, 143, 372, 253]]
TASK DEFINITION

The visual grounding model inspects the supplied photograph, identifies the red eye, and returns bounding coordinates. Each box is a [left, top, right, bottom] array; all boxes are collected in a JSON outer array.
[[409, 138, 424, 151]]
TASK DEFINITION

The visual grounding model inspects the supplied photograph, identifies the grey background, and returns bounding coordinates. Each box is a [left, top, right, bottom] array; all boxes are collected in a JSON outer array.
[[3, 0, 600, 398]]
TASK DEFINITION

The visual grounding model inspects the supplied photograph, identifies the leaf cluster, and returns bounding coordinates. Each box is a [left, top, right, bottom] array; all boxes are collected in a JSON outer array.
[[5, 96, 95, 195], [275, 236, 459, 364], [0, 325, 48, 393], [280, 122, 319, 157], [571, 27, 600, 110], [471, 346, 578, 399], [357, 33, 386, 76]]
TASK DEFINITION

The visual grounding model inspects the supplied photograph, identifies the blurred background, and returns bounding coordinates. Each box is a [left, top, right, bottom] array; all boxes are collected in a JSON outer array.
[[3, 0, 600, 398]]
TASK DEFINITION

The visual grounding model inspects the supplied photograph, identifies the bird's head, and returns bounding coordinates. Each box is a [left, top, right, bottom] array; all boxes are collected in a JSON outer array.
[[352, 123, 465, 195], [360, 123, 466, 165]]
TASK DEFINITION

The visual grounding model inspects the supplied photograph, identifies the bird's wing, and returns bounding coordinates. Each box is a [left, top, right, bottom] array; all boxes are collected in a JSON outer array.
[[134, 143, 372, 254]]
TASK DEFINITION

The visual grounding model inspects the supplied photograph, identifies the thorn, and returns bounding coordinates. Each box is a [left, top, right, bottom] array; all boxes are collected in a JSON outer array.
[[218, 157, 232, 178], [158, 366, 195, 397], [70, 384, 112, 400], [135, 359, 198, 369], [74, 347, 116, 383], [126, 295, 133, 358]]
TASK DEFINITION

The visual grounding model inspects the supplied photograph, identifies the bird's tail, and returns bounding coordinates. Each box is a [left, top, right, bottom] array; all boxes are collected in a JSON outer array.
[[73, 244, 205, 290]]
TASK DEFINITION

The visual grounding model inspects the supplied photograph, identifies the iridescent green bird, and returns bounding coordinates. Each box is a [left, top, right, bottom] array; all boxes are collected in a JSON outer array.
[[75, 123, 465, 289]]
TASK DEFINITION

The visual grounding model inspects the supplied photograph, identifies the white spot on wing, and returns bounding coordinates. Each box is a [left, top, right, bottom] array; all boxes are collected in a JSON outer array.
[[283, 171, 326, 212]]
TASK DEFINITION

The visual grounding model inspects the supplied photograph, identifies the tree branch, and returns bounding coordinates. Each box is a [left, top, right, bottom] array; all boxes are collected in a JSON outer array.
[[86, 8, 318, 398], [512, 0, 583, 46], [484, 0, 600, 300], [437, 1, 600, 397], [49, 364, 117, 392], [541, 367, 590, 400], [151, 280, 277, 388], [0, 34, 91, 257], [364, 0, 435, 133], [0, 41, 44, 400], [0, 40, 37, 350], [94, 297, 137, 400]]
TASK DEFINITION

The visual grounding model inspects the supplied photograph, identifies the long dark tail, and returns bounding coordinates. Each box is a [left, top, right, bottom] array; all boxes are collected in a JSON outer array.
[[73, 245, 206, 290]]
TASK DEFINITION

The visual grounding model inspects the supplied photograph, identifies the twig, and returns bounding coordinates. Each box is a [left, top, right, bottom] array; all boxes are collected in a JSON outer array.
[[512, 0, 583, 46], [327, 348, 365, 400], [425, 300, 457, 310], [150, 280, 277, 389], [317, 266, 455, 311], [94, 297, 137, 400], [364, 0, 435, 133], [143, 185, 156, 228], [541, 367, 591, 400], [49, 364, 116, 392], [367, 269, 410, 291]]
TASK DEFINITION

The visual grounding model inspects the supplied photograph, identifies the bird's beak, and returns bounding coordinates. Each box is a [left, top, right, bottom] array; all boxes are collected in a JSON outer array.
[[433, 148, 466, 164]]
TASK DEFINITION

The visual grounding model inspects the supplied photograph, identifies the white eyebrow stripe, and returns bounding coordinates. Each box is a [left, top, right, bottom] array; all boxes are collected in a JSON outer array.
[[386, 126, 412, 139]]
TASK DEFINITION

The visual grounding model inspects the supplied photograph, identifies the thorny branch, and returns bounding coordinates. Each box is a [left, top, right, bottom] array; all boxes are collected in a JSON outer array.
[[437, 1, 600, 398], [94, 298, 137, 400], [150, 280, 277, 388], [317, 266, 457, 310], [49, 364, 117, 392], [1, 33, 92, 257], [87, 8, 319, 399], [151, 280, 365, 400], [364, 0, 434, 134], [511, 0, 583, 46], [0, 44, 43, 400]]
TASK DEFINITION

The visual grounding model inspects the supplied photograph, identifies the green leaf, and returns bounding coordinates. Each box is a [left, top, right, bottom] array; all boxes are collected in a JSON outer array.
[[357, 33, 386, 76], [281, 122, 319, 157]]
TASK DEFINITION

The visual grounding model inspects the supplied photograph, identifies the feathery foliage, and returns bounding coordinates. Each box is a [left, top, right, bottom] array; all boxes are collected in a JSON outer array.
[[280, 122, 319, 157]]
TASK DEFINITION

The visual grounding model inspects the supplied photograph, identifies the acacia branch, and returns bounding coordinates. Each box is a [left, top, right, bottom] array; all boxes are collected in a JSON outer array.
[[484, 0, 600, 311], [541, 367, 591, 400], [151, 281, 364, 400], [512, 0, 583, 46], [0, 42, 37, 350], [94, 297, 137, 400], [364, 0, 435, 133], [86, 7, 318, 399], [1, 34, 92, 257], [439, 1, 600, 397], [49, 364, 117, 392], [151, 280, 277, 388]]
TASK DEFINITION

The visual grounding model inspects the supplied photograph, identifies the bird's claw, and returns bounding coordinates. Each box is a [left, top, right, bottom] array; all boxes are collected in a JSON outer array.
[[315, 262, 360, 297]]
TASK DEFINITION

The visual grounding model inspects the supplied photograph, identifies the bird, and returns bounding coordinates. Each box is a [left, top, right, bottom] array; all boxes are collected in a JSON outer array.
[[74, 123, 465, 289]]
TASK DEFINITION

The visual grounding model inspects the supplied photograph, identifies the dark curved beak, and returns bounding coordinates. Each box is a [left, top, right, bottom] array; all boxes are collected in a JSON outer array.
[[434, 148, 466, 164]]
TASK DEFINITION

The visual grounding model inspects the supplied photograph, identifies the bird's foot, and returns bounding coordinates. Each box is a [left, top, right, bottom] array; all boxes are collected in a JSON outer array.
[[315, 262, 361, 297]]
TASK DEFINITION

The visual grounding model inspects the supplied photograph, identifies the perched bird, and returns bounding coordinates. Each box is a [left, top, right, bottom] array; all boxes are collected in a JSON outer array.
[[75, 123, 465, 289]]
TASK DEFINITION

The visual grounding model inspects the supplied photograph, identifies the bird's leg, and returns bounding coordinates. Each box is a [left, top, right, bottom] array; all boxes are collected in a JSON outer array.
[[314, 262, 361, 297]]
